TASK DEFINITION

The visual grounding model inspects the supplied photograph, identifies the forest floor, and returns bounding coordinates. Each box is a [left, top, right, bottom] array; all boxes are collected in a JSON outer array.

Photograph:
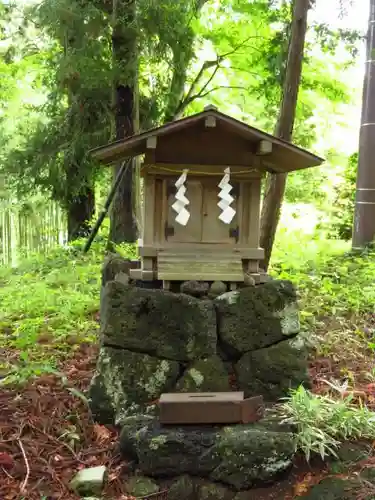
[[2, 238, 375, 499]]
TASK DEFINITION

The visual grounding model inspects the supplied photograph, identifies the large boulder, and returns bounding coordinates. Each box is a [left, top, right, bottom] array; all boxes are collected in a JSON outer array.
[[215, 280, 300, 356], [101, 281, 217, 362], [235, 336, 310, 401], [176, 356, 231, 393], [88, 347, 180, 425], [119, 415, 295, 490]]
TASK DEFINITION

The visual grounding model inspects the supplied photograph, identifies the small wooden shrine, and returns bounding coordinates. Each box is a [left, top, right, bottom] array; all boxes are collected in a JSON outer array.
[[91, 105, 324, 288]]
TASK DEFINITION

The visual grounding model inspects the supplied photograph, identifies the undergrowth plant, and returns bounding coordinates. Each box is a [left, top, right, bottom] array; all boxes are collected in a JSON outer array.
[[272, 234, 375, 320], [272, 230, 375, 362], [2, 220, 375, 385], [0, 238, 136, 384], [280, 386, 375, 462]]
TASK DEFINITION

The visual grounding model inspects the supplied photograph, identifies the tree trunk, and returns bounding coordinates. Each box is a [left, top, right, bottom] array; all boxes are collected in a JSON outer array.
[[109, 0, 138, 244], [67, 186, 95, 241], [259, 0, 310, 270], [62, 24, 97, 243]]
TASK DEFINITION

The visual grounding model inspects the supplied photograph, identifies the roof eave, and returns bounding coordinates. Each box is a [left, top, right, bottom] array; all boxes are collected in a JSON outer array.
[[89, 108, 325, 170]]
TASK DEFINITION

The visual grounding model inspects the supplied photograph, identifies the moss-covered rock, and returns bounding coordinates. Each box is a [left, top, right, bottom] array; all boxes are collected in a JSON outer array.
[[126, 476, 159, 497], [198, 481, 233, 499], [119, 417, 295, 490], [180, 281, 209, 297], [328, 442, 372, 474], [167, 475, 196, 500], [209, 281, 227, 298], [88, 347, 179, 425], [101, 254, 138, 287], [301, 477, 359, 499], [120, 415, 155, 459], [70, 466, 107, 496], [208, 426, 294, 490], [176, 356, 231, 392], [101, 281, 217, 361], [215, 280, 300, 356], [235, 335, 310, 401]]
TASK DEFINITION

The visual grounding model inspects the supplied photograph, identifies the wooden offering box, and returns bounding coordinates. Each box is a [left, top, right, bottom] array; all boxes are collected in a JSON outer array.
[[91, 106, 323, 288], [158, 392, 265, 425]]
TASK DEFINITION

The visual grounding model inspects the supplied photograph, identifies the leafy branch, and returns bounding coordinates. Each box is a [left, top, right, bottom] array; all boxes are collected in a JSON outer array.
[[191, 84, 249, 100], [172, 35, 264, 119]]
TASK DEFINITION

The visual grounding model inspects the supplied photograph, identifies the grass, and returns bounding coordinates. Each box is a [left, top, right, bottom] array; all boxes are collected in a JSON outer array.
[[280, 385, 375, 462], [0, 238, 136, 384], [1, 225, 375, 386]]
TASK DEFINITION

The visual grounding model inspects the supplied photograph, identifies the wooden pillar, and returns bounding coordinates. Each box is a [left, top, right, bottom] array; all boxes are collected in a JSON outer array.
[[245, 178, 261, 273], [141, 172, 156, 279]]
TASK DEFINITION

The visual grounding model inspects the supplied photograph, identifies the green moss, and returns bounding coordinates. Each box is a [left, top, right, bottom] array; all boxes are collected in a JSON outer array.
[[101, 282, 217, 361], [126, 476, 159, 497], [149, 435, 168, 450], [142, 360, 172, 396], [88, 347, 179, 425], [215, 280, 300, 356], [198, 482, 228, 499], [235, 337, 310, 401], [301, 477, 359, 499], [189, 368, 204, 386], [168, 475, 196, 500], [176, 356, 231, 393]]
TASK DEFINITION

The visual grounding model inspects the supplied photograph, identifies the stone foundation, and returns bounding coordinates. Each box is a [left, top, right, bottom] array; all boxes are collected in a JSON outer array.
[[88, 255, 312, 493], [120, 409, 295, 497]]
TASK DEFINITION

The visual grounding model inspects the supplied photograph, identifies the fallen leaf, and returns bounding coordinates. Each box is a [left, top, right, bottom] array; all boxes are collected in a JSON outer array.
[[294, 473, 314, 497], [0, 452, 14, 470], [93, 423, 112, 443]]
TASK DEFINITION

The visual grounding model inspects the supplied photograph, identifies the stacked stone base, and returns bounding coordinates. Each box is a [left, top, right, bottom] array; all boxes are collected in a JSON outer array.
[[88, 255, 312, 492]]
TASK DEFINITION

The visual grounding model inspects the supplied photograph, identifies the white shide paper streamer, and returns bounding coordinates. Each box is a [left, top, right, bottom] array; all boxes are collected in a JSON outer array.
[[217, 167, 236, 224], [172, 169, 190, 226]]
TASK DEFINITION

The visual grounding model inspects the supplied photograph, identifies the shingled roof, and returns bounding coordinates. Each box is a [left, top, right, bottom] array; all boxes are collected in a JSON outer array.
[[90, 105, 324, 173]]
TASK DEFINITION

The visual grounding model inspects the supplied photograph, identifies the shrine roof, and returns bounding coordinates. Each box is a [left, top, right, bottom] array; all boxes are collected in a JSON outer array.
[[90, 105, 324, 173]]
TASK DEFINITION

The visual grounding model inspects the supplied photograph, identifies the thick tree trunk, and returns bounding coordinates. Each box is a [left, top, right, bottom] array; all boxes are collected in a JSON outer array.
[[259, 0, 310, 271], [67, 187, 95, 241], [63, 25, 97, 243], [109, 0, 138, 244]]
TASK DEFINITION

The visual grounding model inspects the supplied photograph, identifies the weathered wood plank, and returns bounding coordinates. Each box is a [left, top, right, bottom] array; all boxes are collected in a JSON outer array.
[[157, 252, 244, 282], [138, 245, 264, 259]]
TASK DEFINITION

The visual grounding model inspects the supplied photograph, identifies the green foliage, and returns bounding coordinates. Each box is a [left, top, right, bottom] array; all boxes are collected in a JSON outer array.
[[0, 0, 362, 217], [327, 152, 357, 240], [272, 232, 375, 322], [0, 236, 137, 384], [280, 385, 375, 461], [0, 240, 104, 384]]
